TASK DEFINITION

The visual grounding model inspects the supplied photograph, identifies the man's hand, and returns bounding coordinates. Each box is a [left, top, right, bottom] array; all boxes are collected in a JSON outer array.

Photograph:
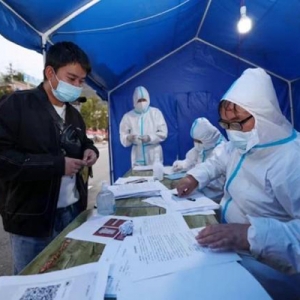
[[127, 134, 140, 144], [83, 149, 98, 167], [65, 157, 87, 176], [195, 223, 250, 251], [176, 175, 198, 196], [140, 135, 150, 143], [127, 134, 135, 143], [172, 160, 183, 172]]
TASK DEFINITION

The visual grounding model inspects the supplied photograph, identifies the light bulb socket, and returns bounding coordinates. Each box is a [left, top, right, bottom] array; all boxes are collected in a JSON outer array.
[[240, 5, 247, 16]]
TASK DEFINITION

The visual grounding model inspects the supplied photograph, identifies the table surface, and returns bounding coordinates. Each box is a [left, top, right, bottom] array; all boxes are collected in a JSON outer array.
[[21, 170, 218, 276]]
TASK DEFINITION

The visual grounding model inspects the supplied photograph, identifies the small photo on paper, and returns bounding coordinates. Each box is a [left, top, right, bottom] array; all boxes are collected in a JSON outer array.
[[93, 218, 128, 240]]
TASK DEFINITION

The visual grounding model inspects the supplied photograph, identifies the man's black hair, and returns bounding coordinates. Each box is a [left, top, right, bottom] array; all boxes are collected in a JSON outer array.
[[44, 41, 91, 80]]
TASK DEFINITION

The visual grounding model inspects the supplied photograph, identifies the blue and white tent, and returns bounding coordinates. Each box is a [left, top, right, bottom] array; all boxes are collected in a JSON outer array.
[[1, 0, 299, 180]]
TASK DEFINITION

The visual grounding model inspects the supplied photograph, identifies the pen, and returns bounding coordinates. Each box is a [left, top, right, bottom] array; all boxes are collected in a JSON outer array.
[[186, 197, 196, 202], [125, 178, 147, 184]]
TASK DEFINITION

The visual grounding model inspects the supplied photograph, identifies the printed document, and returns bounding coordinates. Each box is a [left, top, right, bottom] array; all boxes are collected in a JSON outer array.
[[160, 190, 219, 214], [132, 165, 153, 171], [142, 196, 215, 215], [66, 213, 188, 244], [114, 176, 154, 185], [118, 262, 271, 300], [104, 213, 190, 298], [125, 229, 240, 281], [0, 261, 109, 300], [108, 181, 168, 199]]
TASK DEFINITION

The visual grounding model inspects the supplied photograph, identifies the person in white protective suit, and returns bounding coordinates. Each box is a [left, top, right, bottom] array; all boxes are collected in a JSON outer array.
[[176, 68, 300, 300], [119, 86, 168, 166], [172, 117, 227, 201]]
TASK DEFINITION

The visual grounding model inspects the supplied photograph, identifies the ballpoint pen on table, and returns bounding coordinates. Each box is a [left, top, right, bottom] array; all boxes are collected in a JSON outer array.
[[125, 178, 147, 184], [186, 197, 196, 202]]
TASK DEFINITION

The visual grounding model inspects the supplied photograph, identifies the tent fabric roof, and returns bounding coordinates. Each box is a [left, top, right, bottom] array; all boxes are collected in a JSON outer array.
[[1, 0, 300, 97]]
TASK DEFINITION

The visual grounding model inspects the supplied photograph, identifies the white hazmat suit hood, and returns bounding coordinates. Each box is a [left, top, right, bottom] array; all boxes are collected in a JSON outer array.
[[222, 68, 293, 146], [174, 117, 226, 201], [190, 117, 224, 150], [119, 86, 168, 166], [133, 86, 150, 113], [188, 68, 300, 273]]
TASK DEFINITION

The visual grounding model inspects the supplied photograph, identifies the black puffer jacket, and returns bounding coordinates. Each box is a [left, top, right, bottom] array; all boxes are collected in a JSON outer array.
[[0, 84, 99, 237]]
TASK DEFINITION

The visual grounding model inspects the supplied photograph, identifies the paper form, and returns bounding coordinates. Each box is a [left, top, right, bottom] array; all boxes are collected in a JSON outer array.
[[114, 176, 154, 185], [108, 181, 168, 199], [132, 213, 190, 235], [160, 190, 219, 214], [66, 215, 132, 244], [104, 213, 190, 298], [163, 166, 185, 175], [66, 213, 188, 245], [142, 197, 215, 215], [132, 165, 153, 171], [163, 166, 186, 180], [118, 262, 271, 300], [126, 229, 240, 281], [0, 261, 109, 300], [104, 242, 130, 298]]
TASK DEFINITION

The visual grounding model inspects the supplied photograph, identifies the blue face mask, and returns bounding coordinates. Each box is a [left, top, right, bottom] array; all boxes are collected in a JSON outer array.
[[50, 74, 82, 103]]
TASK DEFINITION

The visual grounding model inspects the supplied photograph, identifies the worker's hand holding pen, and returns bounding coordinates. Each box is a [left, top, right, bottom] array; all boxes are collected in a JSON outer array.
[[176, 175, 198, 196]]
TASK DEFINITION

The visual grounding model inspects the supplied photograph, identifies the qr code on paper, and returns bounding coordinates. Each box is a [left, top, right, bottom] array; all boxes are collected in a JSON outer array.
[[19, 284, 60, 300]]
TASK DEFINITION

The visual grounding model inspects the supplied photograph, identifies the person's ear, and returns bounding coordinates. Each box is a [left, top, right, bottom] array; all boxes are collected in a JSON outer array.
[[44, 66, 55, 81]]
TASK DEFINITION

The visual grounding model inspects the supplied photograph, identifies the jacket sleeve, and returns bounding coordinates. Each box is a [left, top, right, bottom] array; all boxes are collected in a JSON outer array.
[[119, 113, 133, 147], [182, 148, 199, 170], [148, 109, 168, 144], [0, 96, 65, 181], [78, 114, 99, 158], [247, 154, 300, 272], [248, 217, 300, 272], [187, 143, 229, 188]]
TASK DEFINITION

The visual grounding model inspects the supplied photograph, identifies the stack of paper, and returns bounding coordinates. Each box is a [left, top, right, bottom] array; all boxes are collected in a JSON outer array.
[[0, 260, 110, 300], [142, 196, 215, 216], [2, 213, 271, 300], [108, 181, 168, 199], [160, 190, 219, 215], [103, 213, 241, 298], [118, 262, 271, 300], [163, 166, 186, 180], [132, 165, 153, 171], [114, 176, 154, 185]]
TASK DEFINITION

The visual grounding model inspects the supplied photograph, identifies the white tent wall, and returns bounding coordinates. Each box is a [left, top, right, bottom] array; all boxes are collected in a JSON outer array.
[[109, 40, 291, 181]]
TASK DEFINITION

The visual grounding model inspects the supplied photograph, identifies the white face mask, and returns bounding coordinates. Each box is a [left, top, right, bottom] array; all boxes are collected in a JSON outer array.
[[135, 101, 149, 113], [226, 130, 254, 150], [194, 142, 204, 152]]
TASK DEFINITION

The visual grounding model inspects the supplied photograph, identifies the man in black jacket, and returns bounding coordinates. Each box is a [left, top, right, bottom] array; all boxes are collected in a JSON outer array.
[[0, 42, 99, 274]]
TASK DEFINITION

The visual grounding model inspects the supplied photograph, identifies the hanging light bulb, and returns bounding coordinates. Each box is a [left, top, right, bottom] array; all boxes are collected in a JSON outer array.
[[237, 6, 252, 34]]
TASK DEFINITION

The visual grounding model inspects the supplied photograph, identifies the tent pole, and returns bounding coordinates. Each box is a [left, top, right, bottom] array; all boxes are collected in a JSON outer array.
[[107, 90, 114, 184], [42, 0, 100, 39], [42, 36, 47, 65], [195, 0, 212, 37], [196, 38, 288, 82], [0, 0, 42, 36]]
